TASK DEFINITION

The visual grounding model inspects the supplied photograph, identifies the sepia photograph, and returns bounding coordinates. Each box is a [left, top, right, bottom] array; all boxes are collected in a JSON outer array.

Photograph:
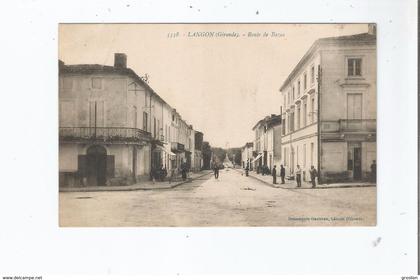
[[58, 23, 377, 227]]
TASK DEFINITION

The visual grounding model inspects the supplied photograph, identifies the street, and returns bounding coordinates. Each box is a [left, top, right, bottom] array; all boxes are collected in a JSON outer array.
[[59, 169, 376, 226]]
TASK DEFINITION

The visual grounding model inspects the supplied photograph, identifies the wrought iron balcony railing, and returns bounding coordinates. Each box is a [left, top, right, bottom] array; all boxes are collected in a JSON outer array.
[[59, 127, 151, 142], [321, 119, 376, 133]]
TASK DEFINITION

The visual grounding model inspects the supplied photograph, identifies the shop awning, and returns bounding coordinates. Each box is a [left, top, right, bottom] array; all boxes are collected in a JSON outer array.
[[252, 153, 262, 163]]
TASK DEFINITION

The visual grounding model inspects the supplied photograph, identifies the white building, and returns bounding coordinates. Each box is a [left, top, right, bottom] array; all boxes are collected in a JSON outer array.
[[241, 142, 254, 170], [279, 28, 376, 182]]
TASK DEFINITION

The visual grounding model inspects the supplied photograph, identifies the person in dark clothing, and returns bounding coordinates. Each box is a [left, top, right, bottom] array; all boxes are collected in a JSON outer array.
[[272, 165, 277, 184], [370, 160, 376, 182], [213, 162, 219, 179], [309, 165, 318, 188], [181, 161, 187, 181], [280, 165, 285, 184]]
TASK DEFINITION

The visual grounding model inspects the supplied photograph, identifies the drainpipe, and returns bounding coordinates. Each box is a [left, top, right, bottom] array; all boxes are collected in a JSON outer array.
[[317, 65, 322, 184]]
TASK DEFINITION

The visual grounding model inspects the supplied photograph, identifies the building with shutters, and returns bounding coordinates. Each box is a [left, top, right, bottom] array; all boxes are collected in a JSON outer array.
[[59, 53, 201, 187], [279, 27, 376, 182], [252, 114, 282, 173], [241, 142, 254, 170]]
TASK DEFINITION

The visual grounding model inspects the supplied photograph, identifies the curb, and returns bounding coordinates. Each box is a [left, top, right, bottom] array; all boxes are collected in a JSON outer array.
[[59, 171, 213, 193], [236, 169, 376, 190]]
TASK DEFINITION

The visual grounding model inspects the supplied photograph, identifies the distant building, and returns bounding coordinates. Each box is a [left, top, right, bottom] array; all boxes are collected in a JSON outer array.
[[252, 114, 282, 172], [279, 29, 376, 182], [241, 142, 254, 170]]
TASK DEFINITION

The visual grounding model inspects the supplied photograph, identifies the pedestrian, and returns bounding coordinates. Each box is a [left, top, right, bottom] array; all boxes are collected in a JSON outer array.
[[280, 164, 285, 184], [181, 161, 187, 181], [370, 160, 376, 182], [213, 162, 219, 179], [295, 165, 302, 187], [272, 165, 277, 184], [309, 165, 318, 188]]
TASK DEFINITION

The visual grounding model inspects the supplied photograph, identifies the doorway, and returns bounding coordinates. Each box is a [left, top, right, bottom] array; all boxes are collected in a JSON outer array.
[[86, 145, 107, 186], [348, 142, 362, 180]]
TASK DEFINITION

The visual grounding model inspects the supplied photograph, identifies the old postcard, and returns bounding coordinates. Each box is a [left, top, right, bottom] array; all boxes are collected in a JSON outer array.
[[58, 23, 376, 226]]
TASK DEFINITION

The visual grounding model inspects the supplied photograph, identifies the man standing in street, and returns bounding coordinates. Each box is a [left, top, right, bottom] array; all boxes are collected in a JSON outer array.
[[309, 165, 318, 188], [272, 165, 277, 184], [280, 164, 285, 184], [213, 162, 219, 179], [370, 160, 376, 182], [295, 165, 302, 187]]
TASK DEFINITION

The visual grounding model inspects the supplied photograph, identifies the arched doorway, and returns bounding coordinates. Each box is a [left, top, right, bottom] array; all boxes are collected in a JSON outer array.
[[86, 145, 107, 186]]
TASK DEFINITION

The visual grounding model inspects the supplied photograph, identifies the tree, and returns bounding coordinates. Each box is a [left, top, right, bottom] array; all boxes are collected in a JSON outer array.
[[202, 141, 212, 170], [227, 148, 242, 166]]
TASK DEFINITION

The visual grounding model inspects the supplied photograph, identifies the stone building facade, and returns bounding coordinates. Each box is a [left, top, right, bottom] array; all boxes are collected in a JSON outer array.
[[59, 53, 202, 187], [279, 30, 376, 182]]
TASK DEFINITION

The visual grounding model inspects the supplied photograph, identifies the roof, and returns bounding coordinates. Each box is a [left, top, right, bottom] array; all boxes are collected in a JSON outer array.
[[252, 114, 281, 130], [279, 32, 376, 91], [59, 61, 193, 128]]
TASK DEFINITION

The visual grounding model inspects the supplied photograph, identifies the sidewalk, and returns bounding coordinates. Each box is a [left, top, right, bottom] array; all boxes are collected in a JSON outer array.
[[59, 170, 213, 192], [234, 168, 376, 190]]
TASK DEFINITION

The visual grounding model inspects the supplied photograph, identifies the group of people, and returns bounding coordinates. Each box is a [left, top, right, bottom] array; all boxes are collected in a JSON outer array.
[[271, 164, 318, 188], [151, 160, 190, 182]]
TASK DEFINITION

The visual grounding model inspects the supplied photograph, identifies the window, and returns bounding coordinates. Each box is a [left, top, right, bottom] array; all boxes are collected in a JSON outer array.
[[304, 73, 307, 90], [311, 97, 315, 123], [311, 66, 315, 84], [284, 147, 288, 166], [303, 144, 306, 168], [287, 92, 290, 105], [303, 102, 307, 127], [92, 78, 102, 89], [133, 106, 138, 128], [348, 58, 362, 76], [282, 118, 286, 135], [289, 112, 294, 132], [310, 143, 314, 166], [292, 86, 295, 100], [297, 106, 301, 129], [153, 117, 156, 138], [143, 112, 148, 131], [297, 81, 300, 97], [347, 93, 362, 119], [89, 100, 105, 127]]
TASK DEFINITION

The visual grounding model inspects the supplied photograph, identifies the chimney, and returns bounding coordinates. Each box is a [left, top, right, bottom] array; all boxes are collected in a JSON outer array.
[[368, 23, 376, 35], [114, 53, 127, 68]]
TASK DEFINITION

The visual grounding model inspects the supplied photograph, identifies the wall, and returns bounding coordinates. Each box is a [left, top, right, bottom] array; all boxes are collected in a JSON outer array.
[[59, 74, 129, 128], [320, 45, 376, 121]]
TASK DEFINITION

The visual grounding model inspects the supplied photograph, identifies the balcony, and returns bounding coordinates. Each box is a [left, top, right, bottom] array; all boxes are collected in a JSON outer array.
[[59, 127, 151, 143], [321, 119, 376, 133]]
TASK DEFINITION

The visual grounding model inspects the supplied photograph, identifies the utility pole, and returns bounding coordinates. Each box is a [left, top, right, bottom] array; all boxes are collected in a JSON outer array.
[[317, 65, 322, 184]]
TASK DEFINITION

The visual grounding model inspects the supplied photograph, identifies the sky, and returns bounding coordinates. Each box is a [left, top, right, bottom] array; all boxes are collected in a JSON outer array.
[[59, 23, 368, 148]]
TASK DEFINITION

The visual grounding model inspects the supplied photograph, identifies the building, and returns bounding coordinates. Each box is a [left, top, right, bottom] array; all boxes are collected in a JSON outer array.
[[252, 114, 282, 172], [241, 142, 254, 170], [59, 53, 200, 187], [279, 28, 376, 182], [265, 115, 282, 173]]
